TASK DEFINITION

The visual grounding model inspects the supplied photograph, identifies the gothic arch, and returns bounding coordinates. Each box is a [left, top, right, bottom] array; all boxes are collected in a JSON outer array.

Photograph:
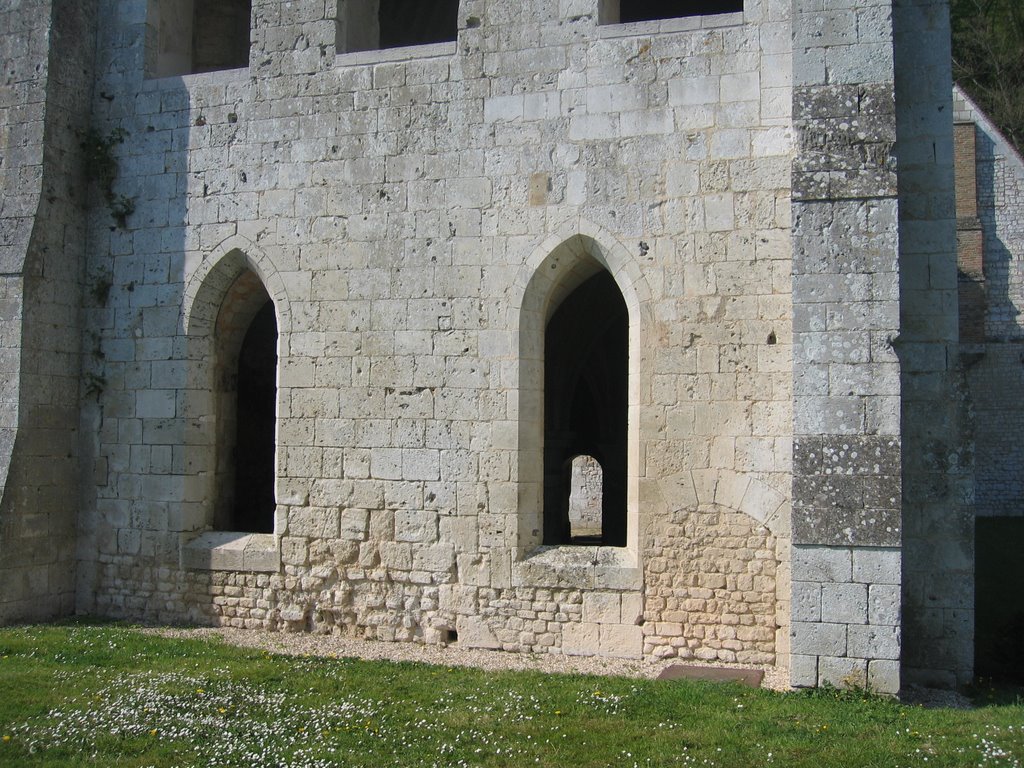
[[183, 235, 291, 339], [513, 220, 652, 557], [180, 238, 289, 533]]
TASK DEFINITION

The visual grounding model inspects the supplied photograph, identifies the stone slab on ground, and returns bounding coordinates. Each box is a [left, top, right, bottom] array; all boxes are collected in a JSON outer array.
[[657, 665, 765, 688]]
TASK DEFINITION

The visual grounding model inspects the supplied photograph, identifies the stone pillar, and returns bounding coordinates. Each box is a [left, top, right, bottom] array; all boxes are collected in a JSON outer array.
[[0, 0, 97, 623], [894, 0, 974, 689], [790, 0, 903, 694]]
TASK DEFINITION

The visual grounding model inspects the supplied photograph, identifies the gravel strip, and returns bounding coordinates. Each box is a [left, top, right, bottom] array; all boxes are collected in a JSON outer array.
[[140, 627, 973, 706], [142, 625, 788, 690]]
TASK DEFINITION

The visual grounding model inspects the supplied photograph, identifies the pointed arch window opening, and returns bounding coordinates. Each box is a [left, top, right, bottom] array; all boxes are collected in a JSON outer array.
[[543, 270, 628, 548], [214, 272, 278, 534]]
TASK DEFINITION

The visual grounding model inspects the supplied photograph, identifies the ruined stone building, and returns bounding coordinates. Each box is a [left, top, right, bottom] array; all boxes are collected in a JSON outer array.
[[1, 0, 1022, 693]]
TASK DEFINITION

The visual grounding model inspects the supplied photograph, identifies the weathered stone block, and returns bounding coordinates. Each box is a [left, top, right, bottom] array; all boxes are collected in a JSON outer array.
[[288, 508, 340, 539], [599, 624, 643, 659], [791, 621, 847, 657], [853, 548, 900, 585], [562, 622, 601, 656], [792, 581, 821, 622], [818, 656, 868, 689], [582, 592, 621, 624], [395, 510, 438, 543], [867, 659, 900, 695], [821, 582, 868, 625], [848, 624, 900, 661], [340, 508, 370, 540], [792, 546, 852, 583]]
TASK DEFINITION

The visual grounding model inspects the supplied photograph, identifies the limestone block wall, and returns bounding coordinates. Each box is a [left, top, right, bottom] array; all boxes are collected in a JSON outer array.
[[644, 506, 777, 662], [789, 0, 904, 694], [0, 0, 95, 623], [78, 0, 793, 665], [0, 6, 44, 615]]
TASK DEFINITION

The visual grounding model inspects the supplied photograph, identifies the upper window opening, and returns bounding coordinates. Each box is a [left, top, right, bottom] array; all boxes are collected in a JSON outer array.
[[147, 0, 251, 78], [600, 0, 742, 24], [338, 0, 459, 54], [544, 271, 628, 547], [193, 0, 252, 73]]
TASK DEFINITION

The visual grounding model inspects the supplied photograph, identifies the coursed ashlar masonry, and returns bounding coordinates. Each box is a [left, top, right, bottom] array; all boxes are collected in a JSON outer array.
[[1, 0, 1022, 694]]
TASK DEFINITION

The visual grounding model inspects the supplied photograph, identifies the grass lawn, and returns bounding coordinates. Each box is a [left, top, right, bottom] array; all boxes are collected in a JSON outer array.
[[0, 622, 1021, 767]]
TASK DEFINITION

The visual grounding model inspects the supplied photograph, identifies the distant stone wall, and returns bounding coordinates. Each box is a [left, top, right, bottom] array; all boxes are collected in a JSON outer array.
[[954, 94, 1024, 343], [953, 90, 1024, 521], [567, 456, 602, 536], [968, 346, 1024, 518], [953, 87, 1024, 685]]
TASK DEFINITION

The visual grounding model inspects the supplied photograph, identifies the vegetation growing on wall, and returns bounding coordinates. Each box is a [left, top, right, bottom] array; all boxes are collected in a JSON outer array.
[[79, 127, 135, 228]]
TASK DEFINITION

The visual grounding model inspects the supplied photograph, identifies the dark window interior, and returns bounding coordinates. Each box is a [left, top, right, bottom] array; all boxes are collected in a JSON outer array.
[[618, 0, 742, 23], [379, 0, 459, 49], [193, 0, 252, 73], [232, 299, 277, 533], [544, 271, 628, 547], [975, 517, 1024, 682]]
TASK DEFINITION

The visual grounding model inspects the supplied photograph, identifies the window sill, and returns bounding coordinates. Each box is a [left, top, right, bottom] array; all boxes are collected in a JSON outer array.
[[336, 41, 457, 67], [597, 12, 743, 39], [181, 531, 279, 573], [142, 66, 250, 91], [512, 544, 641, 590]]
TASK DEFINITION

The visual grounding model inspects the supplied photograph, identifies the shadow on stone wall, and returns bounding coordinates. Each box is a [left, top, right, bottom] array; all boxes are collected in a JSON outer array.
[[77, 6, 197, 618], [967, 127, 1024, 682]]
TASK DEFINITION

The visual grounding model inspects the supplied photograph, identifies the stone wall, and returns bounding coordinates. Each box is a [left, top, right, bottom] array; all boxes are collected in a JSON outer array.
[[955, 89, 1024, 520], [896, 0, 971, 689], [953, 88, 1024, 684], [0, 6, 45, 613], [788, 0, 904, 694], [953, 91, 1024, 521], [644, 505, 777, 663], [0, 0, 95, 623], [77, 0, 792, 665], [0, 0, 992, 692]]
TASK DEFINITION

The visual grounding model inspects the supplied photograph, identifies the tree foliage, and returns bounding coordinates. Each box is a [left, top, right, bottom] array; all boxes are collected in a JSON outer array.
[[951, 0, 1024, 152]]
